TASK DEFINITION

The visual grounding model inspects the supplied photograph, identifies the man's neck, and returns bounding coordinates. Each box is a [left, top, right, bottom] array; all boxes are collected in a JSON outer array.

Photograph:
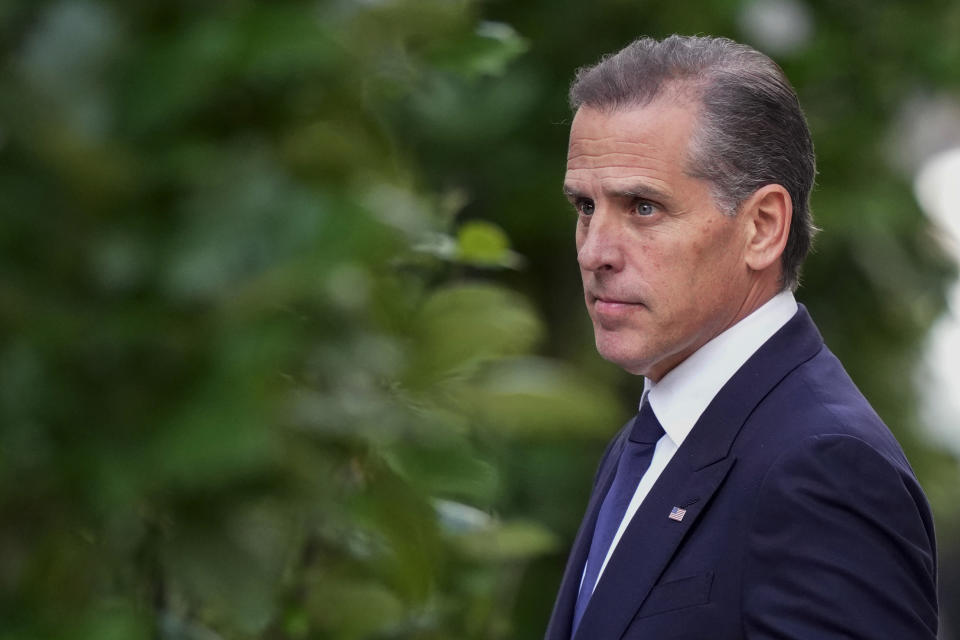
[[643, 290, 798, 448]]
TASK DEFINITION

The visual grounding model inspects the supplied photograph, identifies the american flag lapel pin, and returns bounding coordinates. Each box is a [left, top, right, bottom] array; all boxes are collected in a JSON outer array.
[[668, 506, 687, 522]]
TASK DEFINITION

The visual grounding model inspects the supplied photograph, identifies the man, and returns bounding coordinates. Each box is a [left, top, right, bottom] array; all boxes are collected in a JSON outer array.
[[546, 35, 938, 639]]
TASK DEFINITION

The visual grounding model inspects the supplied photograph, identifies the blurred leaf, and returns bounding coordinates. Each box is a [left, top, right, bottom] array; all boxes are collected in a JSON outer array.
[[353, 463, 442, 602], [434, 499, 494, 534], [453, 519, 558, 561], [428, 21, 529, 77], [467, 357, 623, 438], [405, 283, 542, 384], [456, 220, 523, 268], [307, 579, 405, 640], [75, 605, 150, 640], [385, 436, 500, 503]]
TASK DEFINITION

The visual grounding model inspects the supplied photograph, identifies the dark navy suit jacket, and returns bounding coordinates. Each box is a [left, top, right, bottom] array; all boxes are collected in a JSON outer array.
[[545, 306, 938, 639]]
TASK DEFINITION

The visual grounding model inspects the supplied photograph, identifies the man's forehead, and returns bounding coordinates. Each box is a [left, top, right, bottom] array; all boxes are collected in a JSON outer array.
[[565, 101, 698, 177], [565, 136, 663, 166]]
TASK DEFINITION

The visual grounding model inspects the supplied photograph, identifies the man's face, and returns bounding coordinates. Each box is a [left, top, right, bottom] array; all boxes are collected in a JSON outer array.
[[564, 100, 754, 381]]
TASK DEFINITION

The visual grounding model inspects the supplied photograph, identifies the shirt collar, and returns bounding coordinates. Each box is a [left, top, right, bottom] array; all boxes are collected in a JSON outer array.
[[643, 290, 798, 447]]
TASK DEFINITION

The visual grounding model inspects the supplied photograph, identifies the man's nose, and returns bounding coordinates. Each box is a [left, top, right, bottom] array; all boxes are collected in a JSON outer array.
[[577, 209, 624, 273]]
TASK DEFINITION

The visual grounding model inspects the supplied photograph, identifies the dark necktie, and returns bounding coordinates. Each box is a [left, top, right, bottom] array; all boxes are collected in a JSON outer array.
[[571, 400, 665, 634]]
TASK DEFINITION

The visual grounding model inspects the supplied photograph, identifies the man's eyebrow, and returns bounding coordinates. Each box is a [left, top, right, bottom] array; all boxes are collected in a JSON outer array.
[[561, 183, 672, 204], [562, 185, 586, 202], [609, 184, 672, 204]]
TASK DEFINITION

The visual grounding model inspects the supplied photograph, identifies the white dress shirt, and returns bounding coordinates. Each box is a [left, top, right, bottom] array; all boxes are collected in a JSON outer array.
[[583, 290, 799, 595]]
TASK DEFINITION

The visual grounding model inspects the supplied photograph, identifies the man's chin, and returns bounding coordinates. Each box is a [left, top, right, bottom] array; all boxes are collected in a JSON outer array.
[[594, 334, 648, 375]]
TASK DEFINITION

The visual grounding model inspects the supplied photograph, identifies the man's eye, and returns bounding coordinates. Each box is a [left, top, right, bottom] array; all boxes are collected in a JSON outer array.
[[576, 199, 595, 216], [634, 201, 656, 216]]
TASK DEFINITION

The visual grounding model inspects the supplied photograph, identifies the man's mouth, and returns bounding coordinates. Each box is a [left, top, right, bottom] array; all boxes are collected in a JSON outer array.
[[591, 294, 645, 316]]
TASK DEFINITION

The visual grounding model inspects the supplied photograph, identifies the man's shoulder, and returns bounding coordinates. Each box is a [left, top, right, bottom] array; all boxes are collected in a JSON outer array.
[[739, 343, 912, 472]]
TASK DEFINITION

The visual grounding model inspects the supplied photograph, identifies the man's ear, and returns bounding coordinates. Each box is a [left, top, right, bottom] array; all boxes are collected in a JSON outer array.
[[742, 184, 791, 273]]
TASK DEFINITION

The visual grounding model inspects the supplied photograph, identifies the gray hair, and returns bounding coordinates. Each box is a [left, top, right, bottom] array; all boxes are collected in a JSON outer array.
[[569, 35, 817, 291]]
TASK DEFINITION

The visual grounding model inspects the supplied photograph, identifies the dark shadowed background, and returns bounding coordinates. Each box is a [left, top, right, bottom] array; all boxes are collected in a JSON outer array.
[[1, 0, 959, 638]]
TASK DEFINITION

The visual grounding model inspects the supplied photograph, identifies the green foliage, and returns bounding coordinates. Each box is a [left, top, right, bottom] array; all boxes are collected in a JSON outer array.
[[456, 221, 523, 268], [0, 1, 617, 638]]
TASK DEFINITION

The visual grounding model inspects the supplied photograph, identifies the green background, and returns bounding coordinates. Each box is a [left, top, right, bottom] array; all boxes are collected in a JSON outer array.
[[1, 0, 958, 638]]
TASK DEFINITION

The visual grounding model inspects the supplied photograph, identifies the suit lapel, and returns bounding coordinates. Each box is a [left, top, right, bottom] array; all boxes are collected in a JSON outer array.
[[545, 424, 631, 640], [573, 454, 735, 639], [569, 305, 824, 639]]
